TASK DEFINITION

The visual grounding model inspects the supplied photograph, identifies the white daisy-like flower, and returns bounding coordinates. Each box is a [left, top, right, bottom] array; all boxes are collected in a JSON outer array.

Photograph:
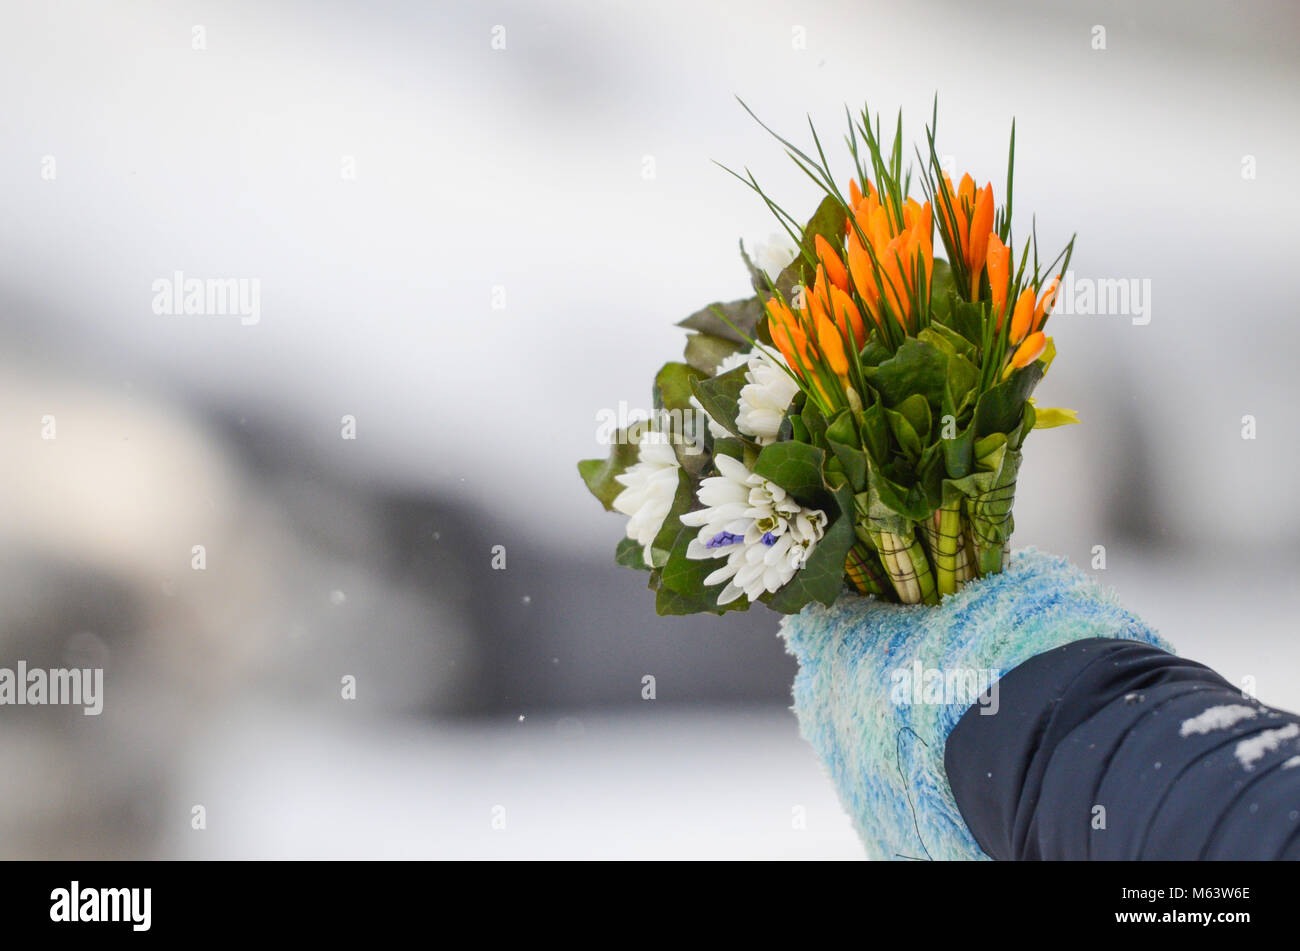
[[736, 349, 799, 445], [690, 350, 750, 440], [612, 431, 680, 566], [680, 454, 827, 605], [751, 233, 799, 280]]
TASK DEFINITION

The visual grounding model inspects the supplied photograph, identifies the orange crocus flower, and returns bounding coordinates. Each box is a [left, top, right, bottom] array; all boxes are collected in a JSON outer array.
[[766, 297, 811, 374], [1033, 276, 1060, 332], [1010, 331, 1048, 369], [848, 178, 865, 212], [806, 265, 862, 368], [938, 173, 996, 298], [766, 262, 863, 383], [845, 187, 933, 331], [1008, 288, 1036, 344], [845, 230, 882, 329], [828, 284, 866, 348], [814, 234, 849, 292], [815, 311, 849, 376], [986, 233, 1011, 326]]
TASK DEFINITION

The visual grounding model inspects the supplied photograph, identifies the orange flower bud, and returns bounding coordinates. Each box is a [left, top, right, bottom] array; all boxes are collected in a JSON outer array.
[[814, 234, 849, 292], [877, 236, 910, 327], [1033, 276, 1060, 332], [938, 173, 968, 252], [828, 284, 866, 347], [957, 174, 975, 212], [1009, 288, 1036, 344], [807, 265, 832, 322], [986, 233, 1010, 325], [1011, 331, 1048, 369], [815, 312, 848, 376], [766, 297, 808, 374], [967, 184, 994, 297], [845, 232, 880, 322]]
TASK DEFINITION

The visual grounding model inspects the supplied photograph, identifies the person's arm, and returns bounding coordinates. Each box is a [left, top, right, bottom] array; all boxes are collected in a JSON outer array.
[[945, 638, 1300, 860], [780, 549, 1300, 860]]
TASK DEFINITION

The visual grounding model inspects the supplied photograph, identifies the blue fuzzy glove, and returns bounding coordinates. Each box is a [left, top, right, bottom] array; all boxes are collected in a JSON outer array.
[[779, 548, 1173, 860]]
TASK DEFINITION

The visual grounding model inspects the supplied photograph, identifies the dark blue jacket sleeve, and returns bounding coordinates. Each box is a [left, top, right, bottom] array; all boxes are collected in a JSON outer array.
[[944, 638, 1300, 860]]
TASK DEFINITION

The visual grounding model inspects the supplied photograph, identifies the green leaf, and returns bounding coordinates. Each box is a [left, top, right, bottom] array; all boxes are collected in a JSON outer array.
[[865, 337, 971, 413], [653, 362, 711, 477], [654, 362, 705, 412], [771, 258, 804, 303], [615, 535, 649, 571], [683, 333, 743, 375], [752, 440, 828, 505], [917, 442, 947, 506], [860, 338, 893, 369], [800, 398, 830, 447], [928, 258, 955, 323], [825, 410, 867, 491], [942, 299, 985, 350], [918, 322, 976, 363], [857, 400, 892, 466], [893, 392, 932, 444], [577, 430, 640, 510], [769, 195, 848, 300], [942, 470, 997, 504], [1031, 405, 1080, 428], [974, 361, 1044, 438], [788, 413, 809, 443], [1011, 401, 1036, 450], [886, 405, 922, 459], [655, 524, 748, 616], [677, 297, 764, 345], [941, 364, 979, 429], [940, 416, 975, 479], [973, 432, 1008, 471], [690, 363, 750, 441], [711, 436, 748, 461], [672, 439, 710, 479], [655, 584, 725, 616], [967, 447, 1024, 554], [793, 194, 845, 286], [864, 463, 934, 526]]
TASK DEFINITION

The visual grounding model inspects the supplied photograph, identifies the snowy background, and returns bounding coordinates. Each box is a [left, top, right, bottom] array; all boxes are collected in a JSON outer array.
[[0, 0, 1297, 857]]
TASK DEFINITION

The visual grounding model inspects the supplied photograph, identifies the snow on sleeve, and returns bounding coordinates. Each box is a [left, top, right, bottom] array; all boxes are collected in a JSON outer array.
[[1234, 723, 1300, 769], [1178, 704, 1259, 737]]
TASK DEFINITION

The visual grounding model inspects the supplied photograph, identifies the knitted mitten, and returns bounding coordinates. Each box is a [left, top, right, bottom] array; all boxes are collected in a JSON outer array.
[[778, 547, 1173, 860]]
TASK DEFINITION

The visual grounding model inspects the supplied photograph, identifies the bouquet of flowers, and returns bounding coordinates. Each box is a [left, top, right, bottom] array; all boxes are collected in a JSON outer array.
[[579, 103, 1077, 614]]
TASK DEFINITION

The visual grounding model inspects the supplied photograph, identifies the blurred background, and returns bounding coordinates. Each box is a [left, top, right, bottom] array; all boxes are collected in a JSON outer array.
[[0, 0, 1297, 858]]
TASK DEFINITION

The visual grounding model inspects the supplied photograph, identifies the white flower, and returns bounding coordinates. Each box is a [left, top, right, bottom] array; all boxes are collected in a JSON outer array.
[[612, 432, 680, 566], [751, 233, 799, 280], [736, 349, 799, 445], [680, 454, 827, 605], [691, 350, 749, 440], [690, 349, 798, 446]]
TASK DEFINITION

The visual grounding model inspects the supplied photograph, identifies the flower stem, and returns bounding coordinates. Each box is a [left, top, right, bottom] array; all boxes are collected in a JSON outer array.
[[872, 529, 938, 605], [954, 522, 978, 586], [845, 541, 889, 598], [931, 501, 963, 597]]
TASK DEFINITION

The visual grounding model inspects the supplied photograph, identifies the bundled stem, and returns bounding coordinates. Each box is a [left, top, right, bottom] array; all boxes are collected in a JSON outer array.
[[871, 530, 938, 605], [844, 540, 890, 598], [930, 501, 964, 597]]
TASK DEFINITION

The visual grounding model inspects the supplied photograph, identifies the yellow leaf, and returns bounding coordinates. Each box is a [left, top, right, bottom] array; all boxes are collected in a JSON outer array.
[[1038, 337, 1058, 372], [1032, 405, 1080, 428]]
